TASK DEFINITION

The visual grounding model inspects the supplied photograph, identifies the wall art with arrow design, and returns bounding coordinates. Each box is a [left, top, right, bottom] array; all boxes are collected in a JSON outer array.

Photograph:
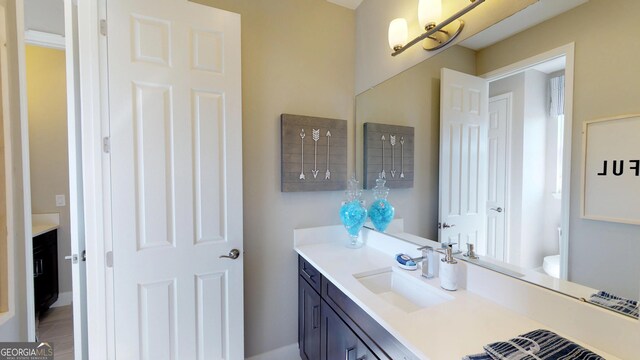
[[363, 123, 414, 189], [280, 114, 348, 192]]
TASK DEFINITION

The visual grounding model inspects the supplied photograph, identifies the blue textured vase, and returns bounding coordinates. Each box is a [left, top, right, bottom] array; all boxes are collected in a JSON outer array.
[[368, 177, 394, 232], [369, 199, 394, 232], [339, 178, 367, 248]]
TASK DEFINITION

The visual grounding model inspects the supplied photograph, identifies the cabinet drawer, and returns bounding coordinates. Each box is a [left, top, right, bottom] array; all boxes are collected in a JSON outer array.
[[323, 278, 418, 360], [299, 255, 321, 293]]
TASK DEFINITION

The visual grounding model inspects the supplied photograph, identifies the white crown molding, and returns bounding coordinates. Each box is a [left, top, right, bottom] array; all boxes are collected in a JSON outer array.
[[327, 0, 363, 10], [24, 29, 65, 50]]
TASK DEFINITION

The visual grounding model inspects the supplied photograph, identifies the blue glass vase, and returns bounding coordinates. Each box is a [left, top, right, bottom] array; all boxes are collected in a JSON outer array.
[[339, 178, 368, 248], [368, 177, 394, 232]]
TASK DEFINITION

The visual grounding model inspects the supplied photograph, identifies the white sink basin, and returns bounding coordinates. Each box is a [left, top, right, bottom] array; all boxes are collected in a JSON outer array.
[[354, 267, 454, 313]]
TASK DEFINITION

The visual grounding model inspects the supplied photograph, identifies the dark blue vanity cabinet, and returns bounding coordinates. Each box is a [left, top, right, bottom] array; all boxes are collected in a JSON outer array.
[[321, 299, 376, 360], [298, 255, 417, 360], [33, 229, 59, 314], [298, 256, 323, 360]]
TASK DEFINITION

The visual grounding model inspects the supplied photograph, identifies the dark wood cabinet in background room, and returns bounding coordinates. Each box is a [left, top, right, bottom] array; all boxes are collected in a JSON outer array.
[[33, 230, 59, 314]]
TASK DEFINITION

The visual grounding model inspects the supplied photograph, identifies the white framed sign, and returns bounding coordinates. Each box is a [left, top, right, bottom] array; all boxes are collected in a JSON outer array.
[[581, 114, 640, 224]]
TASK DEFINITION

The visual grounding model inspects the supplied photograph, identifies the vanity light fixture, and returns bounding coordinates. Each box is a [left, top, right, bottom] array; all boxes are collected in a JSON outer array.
[[389, 0, 485, 56]]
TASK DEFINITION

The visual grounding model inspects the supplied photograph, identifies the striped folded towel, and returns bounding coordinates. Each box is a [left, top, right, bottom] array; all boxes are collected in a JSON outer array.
[[589, 290, 639, 318], [463, 329, 605, 360], [463, 334, 540, 360], [463, 353, 493, 360]]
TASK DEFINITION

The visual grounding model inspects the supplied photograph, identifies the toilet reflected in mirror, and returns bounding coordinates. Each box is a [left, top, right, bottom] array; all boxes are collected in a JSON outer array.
[[542, 228, 562, 278]]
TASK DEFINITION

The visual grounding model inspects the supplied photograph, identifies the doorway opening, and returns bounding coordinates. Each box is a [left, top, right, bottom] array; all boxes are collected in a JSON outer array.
[[481, 45, 573, 280], [21, 0, 87, 358], [486, 56, 567, 278], [24, 42, 74, 358], [438, 45, 574, 281]]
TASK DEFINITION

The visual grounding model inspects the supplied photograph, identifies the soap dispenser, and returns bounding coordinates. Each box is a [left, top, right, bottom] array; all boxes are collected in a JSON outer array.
[[438, 246, 458, 291]]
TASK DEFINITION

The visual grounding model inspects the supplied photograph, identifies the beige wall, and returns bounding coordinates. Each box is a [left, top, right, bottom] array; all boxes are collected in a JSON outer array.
[[192, 0, 355, 356], [0, 0, 29, 341], [356, 45, 476, 239], [25, 45, 71, 294], [477, 0, 640, 299]]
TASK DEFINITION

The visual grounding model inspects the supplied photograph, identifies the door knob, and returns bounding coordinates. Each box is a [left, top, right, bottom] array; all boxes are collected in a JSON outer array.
[[441, 223, 455, 229], [219, 249, 241, 260], [489, 207, 503, 213]]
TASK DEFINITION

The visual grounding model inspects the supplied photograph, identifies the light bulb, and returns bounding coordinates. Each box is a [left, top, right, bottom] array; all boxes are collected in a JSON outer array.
[[388, 18, 408, 51], [418, 0, 442, 30]]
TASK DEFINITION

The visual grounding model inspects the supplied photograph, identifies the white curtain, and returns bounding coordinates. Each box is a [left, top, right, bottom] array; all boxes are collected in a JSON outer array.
[[549, 74, 565, 118]]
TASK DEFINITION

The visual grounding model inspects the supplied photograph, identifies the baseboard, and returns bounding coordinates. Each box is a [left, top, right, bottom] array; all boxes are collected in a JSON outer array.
[[51, 291, 73, 308], [246, 343, 300, 360]]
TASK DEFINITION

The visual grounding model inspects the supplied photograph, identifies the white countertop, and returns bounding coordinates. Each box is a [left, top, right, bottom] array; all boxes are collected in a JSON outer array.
[[295, 238, 619, 359], [32, 223, 59, 237], [32, 213, 60, 237]]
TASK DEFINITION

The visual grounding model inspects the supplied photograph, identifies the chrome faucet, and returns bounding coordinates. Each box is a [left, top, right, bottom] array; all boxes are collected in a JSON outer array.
[[416, 245, 435, 279]]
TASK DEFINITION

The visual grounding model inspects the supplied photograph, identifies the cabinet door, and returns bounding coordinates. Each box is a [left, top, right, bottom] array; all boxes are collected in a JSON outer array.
[[299, 276, 321, 360], [321, 300, 378, 360], [32, 231, 60, 313], [32, 245, 46, 311], [43, 234, 59, 305]]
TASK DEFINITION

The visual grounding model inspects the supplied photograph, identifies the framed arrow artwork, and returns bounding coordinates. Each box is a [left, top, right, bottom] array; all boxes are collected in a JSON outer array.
[[363, 123, 414, 189], [280, 114, 348, 192]]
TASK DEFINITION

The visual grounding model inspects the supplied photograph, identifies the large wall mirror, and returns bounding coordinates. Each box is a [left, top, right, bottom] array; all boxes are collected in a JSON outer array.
[[355, 0, 639, 318]]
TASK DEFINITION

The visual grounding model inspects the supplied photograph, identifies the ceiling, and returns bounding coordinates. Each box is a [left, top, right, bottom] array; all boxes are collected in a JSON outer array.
[[460, 0, 589, 50]]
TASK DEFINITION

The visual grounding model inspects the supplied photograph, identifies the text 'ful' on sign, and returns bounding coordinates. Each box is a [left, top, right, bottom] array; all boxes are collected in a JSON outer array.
[[597, 160, 640, 176]]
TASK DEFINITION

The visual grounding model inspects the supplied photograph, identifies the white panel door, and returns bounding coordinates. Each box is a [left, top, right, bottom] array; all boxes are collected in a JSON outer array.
[[486, 94, 510, 260], [439, 68, 488, 252], [106, 0, 243, 359]]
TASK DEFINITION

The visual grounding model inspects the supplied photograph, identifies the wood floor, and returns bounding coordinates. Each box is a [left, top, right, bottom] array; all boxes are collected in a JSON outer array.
[[37, 305, 74, 360]]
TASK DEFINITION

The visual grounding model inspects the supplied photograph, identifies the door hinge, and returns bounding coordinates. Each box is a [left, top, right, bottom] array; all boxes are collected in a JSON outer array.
[[106, 251, 113, 268], [103, 137, 110, 153], [100, 19, 107, 36]]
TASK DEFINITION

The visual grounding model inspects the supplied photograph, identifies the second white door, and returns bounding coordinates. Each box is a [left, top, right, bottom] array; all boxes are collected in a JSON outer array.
[[439, 68, 489, 252], [486, 94, 511, 260]]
